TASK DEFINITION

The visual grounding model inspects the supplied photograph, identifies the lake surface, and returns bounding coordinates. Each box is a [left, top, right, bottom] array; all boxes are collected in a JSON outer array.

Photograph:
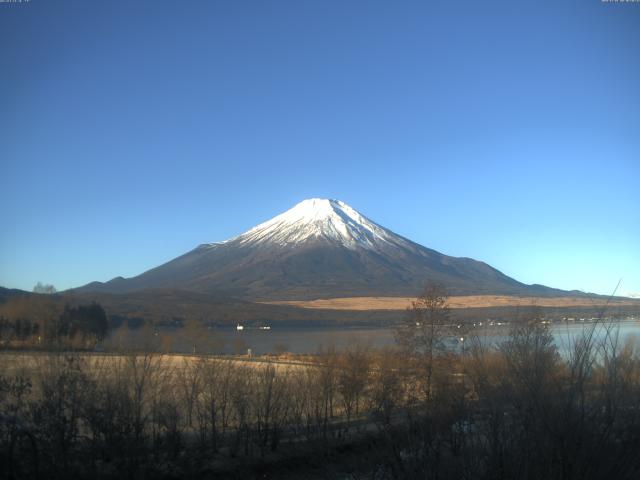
[[106, 318, 640, 356]]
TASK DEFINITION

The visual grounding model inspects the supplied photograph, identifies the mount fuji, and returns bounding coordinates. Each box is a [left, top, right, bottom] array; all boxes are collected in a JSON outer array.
[[76, 198, 567, 300]]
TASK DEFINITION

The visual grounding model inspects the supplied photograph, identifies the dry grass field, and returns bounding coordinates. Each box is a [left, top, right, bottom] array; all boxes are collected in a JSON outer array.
[[0, 352, 310, 379], [263, 295, 640, 311]]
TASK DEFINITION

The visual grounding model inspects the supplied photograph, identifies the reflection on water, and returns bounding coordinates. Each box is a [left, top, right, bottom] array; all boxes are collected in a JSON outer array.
[[473, 320, 640, 357], [104, 319, 640, 356]]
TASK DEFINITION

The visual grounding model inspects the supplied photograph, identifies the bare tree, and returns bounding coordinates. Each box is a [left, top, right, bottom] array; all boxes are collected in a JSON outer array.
[[196, 359, 235, 453], [369, 348, 404, 426], [177, 357, 201, 429], [33, 282, 57, 295], [337, 343, 371, 428], [395, 282, 452, 402], [230, 365, 252, 456]]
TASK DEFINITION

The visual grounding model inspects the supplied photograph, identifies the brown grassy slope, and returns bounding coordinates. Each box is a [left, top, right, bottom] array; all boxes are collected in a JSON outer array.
[[263, 295, 640, 311]]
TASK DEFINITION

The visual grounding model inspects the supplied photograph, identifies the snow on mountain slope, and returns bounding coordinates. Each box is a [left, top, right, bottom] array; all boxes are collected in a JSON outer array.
[[208, 198, 413, 251], [74, 198, 571, 300]]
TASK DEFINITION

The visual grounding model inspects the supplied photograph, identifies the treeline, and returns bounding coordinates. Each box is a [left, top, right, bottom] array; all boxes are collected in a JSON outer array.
[[0, 298, 108, 349], [1, 283, 640, 479], [1, 320, 640, 478]]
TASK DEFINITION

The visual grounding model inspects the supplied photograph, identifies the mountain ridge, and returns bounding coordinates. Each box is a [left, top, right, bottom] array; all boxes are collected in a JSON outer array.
[[73, 199, 586, 300]]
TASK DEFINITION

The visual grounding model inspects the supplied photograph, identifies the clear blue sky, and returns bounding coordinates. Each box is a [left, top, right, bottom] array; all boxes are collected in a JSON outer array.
[[1, 0, 638, 297]]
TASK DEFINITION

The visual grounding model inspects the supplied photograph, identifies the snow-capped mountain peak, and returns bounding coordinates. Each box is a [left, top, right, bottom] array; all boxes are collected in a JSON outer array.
[[76, 198, 550, 300], [230, 198, 407, 250]]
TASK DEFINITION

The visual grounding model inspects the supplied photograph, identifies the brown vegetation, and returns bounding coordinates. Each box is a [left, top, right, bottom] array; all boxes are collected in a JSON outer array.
[[0, 321, 639, 478], [264, 294, 640, 310], [2, 288, 640, 478]]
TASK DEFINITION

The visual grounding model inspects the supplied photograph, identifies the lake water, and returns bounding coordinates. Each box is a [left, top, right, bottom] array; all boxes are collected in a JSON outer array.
[[106, 318, 640, 356]]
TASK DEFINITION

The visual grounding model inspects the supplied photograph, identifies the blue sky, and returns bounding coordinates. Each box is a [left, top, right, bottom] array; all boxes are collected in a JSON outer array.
[[1, 0, 638, 297]]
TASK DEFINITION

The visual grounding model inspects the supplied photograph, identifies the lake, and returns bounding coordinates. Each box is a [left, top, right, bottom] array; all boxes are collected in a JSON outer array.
[[106, 318, 640, 355]]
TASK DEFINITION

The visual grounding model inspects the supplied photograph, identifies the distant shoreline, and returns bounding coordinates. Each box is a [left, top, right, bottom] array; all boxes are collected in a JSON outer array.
[[263, 295, 640, 311]]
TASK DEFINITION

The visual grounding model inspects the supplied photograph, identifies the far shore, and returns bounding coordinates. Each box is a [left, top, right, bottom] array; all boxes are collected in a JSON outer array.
[[262, 295, 640, 311]]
